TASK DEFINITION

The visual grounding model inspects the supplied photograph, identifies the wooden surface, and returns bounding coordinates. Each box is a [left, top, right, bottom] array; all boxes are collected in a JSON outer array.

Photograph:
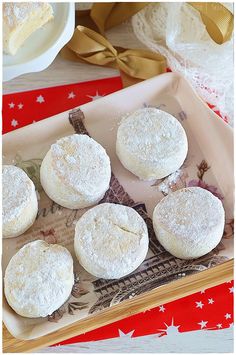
[[3, 19, 234, 354], [3, 259, 233, 353]]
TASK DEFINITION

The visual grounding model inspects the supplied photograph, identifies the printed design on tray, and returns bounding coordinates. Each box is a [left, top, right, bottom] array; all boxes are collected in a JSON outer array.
[[143, 102, 167, 110], [151, 156, 190, 195], [89, 241, 227, 313], [151, 168, 189, 195], [223, 219, 234, 239], [69, 108, 87, 134], [67, 108, 230, 316], [151, 159, 224, 201], [37, 201, 85, 229], [178, 110, 187, 121], [48, 274, 90, 322], [187, 160, 224, 200], [40, 228, 58, 244], [143, 103, 188, 122], [13, 153, 43, 191]]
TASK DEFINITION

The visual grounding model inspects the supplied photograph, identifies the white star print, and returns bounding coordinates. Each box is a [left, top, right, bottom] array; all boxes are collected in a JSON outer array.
[[158, 318, 180, 335], [229, 287, 234, 293], [68, 91, 76, 99], [208, 298, 214, 304], [18, 103, 23, 109], [200, 290, 205, 294], [87, 91, 104, 101], [196, 301, 204, 309], [118, 329, 135, 338], [216, 323, 222, 329], [198, 320, 208, 329], [8, 102, 15, 108], [36, 95, 45, 103], [225, 313, 231, 319], [229, 323, 234, 328], [11, 119, 18, 127], [159, 305, 165, 312]]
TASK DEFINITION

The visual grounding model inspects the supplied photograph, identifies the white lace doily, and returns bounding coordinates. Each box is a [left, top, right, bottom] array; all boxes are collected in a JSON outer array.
[[132, 3, 234, 125]]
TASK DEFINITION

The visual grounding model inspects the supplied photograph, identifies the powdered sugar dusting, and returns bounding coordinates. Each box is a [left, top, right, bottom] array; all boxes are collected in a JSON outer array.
[[3, 165, 35, 224], [51, 134, 111, 197], [3, 2, 45, 27], [4, 240, 74, 318], [75, 203, 149, 279], [117, 108, 187, 161], [154, 187, 224, 242], [158, 169, 182, 194]]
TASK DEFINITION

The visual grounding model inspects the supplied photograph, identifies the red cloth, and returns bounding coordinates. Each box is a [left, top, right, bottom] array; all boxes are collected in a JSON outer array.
[[55, 281, 234, 346], [2, 76, 233, 345], [2, 76, 123, 134]]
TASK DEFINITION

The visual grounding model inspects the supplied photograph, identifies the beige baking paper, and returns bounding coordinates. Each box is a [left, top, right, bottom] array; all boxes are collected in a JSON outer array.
[[2, 73, 234, 340]]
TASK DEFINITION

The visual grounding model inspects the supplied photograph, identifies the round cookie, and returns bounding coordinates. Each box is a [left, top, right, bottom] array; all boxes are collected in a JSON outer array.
[[74, 203, 149, 279], [153, 187, 225, 259], [3, 165, 38, 238], [116, 108, 188, 180], [40, 134, 111, 209], [4, 240, 74, 318]]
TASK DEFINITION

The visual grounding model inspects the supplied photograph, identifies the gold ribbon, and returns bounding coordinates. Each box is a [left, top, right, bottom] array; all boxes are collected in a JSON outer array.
[[90, 3, 149, 34], [61, 25, 167, 80], [189, 2, 233, 44], [86, 2, 233, 43], [62, 3, 233, 87]]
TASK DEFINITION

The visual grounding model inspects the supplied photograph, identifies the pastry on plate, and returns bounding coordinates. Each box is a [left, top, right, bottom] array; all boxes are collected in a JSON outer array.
[[116, 107, 188, 180], [153, 187, 225, 259], [40, 134, 111, 209], [3, 2, 54, 55], [74, 203, 149, 279], [3, 165, 38, 238], [4, 240, 74, 318]]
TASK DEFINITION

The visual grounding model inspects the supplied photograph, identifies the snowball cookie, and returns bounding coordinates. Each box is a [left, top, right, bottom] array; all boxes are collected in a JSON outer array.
[[3, 165, 38, 238], [4, 240, 74, 318], [74, 203, 149, 279], [153, 187, 225, 259], [40, 134, 111, 209], [116, 108, 188, 180]]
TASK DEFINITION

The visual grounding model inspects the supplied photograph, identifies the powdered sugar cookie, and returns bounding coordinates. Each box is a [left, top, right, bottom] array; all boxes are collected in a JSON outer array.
[[153, 187, 225, 259], [40, 134, 111, 209], [74, 203, 149, 279], [3, 165, 38, 238], [4, 240, 74, 318], [116, 108, 188, 180]]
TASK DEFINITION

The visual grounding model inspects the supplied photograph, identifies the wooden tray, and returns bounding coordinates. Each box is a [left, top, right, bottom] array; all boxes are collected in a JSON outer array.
[[3, 73, 234, 352]]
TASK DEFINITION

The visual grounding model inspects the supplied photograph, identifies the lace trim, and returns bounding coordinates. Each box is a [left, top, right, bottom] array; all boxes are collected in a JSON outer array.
[[132, 3, 233, 124]]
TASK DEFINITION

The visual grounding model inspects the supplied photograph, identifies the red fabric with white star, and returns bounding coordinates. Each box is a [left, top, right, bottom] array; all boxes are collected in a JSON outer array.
[[2, 76, 123, 134], [2, 76, 233, 345], [54, 281, 234, 345]]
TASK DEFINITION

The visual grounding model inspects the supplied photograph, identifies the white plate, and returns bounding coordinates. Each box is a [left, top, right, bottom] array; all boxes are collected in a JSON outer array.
[[3, 3, 75, 82]]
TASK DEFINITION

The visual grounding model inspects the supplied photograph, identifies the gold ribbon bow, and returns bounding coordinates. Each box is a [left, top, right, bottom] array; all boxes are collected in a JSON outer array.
[[62, 2, 233, 86], [61, 25, 167, 80]]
